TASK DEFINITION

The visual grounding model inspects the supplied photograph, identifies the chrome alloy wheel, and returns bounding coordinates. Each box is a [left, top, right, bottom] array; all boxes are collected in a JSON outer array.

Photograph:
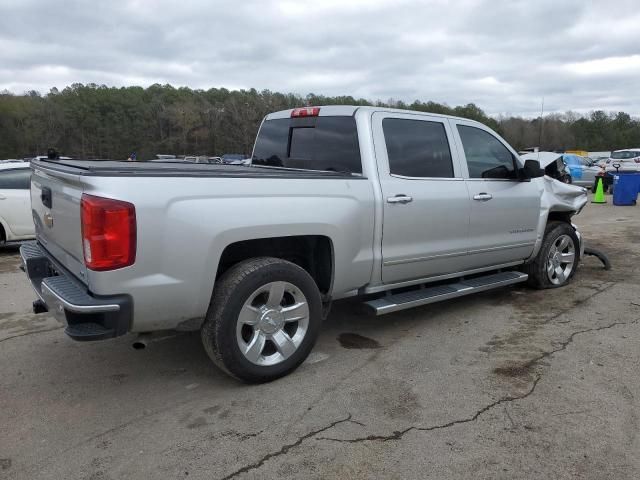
[[236, 281, 310, 366], [546, 234, 576, 285]]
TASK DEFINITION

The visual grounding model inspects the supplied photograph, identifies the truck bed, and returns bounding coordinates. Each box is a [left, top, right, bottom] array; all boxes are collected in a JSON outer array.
[[32, 159, 362, 179]]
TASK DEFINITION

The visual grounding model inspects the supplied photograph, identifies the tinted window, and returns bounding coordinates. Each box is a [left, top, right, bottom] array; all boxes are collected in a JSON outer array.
[[611, 151, 640, 159], [383, 118, 454, 178], [457, 126, 517, 179], [252, 117, 362, 173], [289, 127, 314, 160], [0, 169, 30, 189]]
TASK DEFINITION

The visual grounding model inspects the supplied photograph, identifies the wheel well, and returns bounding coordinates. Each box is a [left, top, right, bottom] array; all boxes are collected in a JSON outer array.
[[0, 222, 5, 243], [547, 212, 572, 225], [217, 236, 334, 295]]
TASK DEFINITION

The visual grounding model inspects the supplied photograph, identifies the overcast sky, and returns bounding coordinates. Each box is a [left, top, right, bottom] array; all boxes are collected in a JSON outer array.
[[1, 0, 639, 116]]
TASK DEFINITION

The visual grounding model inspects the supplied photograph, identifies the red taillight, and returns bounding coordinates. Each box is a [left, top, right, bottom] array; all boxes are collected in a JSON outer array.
[[291, 107, 320, 118], [81, 194, 136, 271], [635, 158, 640, 163]]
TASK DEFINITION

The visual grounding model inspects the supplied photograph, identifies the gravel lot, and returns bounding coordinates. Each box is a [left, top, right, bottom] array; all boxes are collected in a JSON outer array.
[[1, 201, 639, 480]]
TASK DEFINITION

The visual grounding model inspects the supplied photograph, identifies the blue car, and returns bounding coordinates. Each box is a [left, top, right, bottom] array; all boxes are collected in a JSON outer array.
[[561, 154, 600, 188]]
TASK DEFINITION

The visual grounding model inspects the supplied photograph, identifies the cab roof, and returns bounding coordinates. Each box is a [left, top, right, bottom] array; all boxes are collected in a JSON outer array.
[[264, 105, 478, 124]]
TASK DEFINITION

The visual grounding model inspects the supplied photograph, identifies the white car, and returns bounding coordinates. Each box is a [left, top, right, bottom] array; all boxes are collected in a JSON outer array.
[[606, 149, 640, 173], [0, 162, 35, 244]]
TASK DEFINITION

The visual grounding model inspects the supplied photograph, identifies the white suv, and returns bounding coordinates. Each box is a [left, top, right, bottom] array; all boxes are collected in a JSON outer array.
[[0, 162, 35, 244], [606, 149, 640, 173]]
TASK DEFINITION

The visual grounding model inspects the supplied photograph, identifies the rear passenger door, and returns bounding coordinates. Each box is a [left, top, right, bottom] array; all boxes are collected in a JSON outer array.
[[451, 120, 540, 269], [373, 112, 470, 284]]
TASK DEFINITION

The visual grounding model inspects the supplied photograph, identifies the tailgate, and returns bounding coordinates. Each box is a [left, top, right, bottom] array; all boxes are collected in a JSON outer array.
[[30, 164, 87, 283]]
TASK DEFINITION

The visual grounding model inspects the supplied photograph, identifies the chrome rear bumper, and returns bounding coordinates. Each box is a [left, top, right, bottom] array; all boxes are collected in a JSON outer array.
[[20, 241, 132, 341]]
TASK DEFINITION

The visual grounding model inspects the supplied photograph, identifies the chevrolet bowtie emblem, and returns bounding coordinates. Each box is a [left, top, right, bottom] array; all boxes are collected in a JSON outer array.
[[44, 212, 54, 228]]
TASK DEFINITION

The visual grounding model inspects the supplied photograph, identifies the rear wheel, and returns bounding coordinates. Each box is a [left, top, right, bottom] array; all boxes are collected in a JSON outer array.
[[524, 222, 579, 289], [201, 257, 322, 383]]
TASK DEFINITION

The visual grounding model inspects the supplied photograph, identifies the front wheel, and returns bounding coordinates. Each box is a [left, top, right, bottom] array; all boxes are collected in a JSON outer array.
[[201, 257, 322, 383], [524, 222, 580, 289]]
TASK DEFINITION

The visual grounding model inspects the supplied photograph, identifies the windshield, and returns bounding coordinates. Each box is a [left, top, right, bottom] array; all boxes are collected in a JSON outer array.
[[611, 151, 640, 159]]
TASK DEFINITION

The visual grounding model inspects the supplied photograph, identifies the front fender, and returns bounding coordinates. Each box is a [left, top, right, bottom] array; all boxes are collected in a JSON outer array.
[[527, 177, 588, 261]]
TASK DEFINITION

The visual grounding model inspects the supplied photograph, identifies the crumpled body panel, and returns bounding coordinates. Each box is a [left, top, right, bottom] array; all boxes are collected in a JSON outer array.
[[527, 177, 588, 261], [540, 177, 588, 215]]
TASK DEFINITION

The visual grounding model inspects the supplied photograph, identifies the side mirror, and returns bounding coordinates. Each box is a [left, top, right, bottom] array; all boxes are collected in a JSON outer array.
[[521, 159, 544, 180]]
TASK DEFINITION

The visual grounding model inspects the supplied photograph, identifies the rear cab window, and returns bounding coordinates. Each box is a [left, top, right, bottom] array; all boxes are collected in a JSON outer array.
[[252, 116, 362, 174]]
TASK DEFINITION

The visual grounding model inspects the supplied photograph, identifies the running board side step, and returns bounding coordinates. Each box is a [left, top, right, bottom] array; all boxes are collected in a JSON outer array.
[[363, 271, 528, 315]]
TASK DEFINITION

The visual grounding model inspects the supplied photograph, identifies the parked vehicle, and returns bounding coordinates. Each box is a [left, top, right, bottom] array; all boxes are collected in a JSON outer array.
[[592, 156, 609, 167], [221, 153, 248, 165], [565, 149, 588, 157], [31, 155, 73, 161], [0, 162, 35, 243], [20, 106, 587, 382], [593, 149, 640, 192], [606, 149, 640, 173], [562, 154, 600, 188]]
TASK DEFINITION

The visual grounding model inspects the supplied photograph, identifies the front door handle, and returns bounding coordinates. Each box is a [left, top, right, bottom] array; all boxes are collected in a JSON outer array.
[[0, 194, 6, 200], [387, 195, 413, 204], [473, 193, 493, 201]]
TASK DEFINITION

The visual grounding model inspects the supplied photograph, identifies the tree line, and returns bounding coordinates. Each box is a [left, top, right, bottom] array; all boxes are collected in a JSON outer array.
[[1, 83, 639, 160]]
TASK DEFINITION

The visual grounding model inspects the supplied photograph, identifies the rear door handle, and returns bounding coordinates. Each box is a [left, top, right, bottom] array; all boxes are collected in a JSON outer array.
[[387, 195, 413, 204], [473, 193, 493, 201]]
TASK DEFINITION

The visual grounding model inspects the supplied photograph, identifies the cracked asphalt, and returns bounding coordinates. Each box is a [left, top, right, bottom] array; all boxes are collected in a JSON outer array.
[[1, 201, 640, 479]]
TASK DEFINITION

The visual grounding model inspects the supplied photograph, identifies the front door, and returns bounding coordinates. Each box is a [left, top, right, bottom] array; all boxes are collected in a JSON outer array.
[[451, 120, 540, 269], [373, 112, 471, 284]]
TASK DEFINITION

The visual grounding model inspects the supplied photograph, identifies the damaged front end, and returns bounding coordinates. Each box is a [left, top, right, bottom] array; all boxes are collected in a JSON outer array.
[[529, 174, 589, 262], [521, 151, 589, 262]]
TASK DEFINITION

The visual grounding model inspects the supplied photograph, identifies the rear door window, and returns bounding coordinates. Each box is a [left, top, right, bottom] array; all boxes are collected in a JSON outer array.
[[382, 118, 454, 178], [457, 125, 517, 179], [0, 168, 31, 189], [252, 116, 362, 174]]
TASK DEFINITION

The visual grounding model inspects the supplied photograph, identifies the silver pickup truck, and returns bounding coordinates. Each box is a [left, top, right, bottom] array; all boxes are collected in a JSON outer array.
[[21, 105, 587, 382]]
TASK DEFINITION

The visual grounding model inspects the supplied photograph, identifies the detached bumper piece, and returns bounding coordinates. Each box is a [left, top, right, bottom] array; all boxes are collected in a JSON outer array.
[[20, 241, 132, 341]]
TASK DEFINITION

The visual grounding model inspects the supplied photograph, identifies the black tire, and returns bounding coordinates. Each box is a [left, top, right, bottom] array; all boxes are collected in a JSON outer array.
[[201, 257, 322, 383], [523, 221, 580, 289]]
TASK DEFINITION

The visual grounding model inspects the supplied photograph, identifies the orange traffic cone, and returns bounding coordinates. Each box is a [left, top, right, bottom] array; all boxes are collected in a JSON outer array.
[[592, 177, 606, 204]]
